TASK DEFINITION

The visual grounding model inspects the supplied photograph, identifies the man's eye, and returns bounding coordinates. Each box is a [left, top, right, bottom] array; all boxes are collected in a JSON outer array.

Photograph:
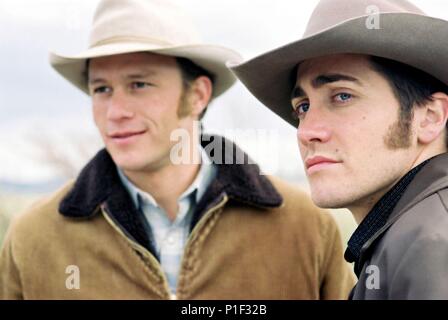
[[93, 86, 111, 94], [131, 82, 150, 89], [334, 92, 352, 102], [292, 102, 310, 120]]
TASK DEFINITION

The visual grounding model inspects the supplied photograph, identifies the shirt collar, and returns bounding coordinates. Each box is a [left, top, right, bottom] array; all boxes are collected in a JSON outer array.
[[117, 146, 216, 210]]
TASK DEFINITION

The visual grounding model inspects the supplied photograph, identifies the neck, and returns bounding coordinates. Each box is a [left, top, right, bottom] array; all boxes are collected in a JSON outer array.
[[348, 147, 444, 224], [348, 191, 388, 224], [123, 144, 202, 221]]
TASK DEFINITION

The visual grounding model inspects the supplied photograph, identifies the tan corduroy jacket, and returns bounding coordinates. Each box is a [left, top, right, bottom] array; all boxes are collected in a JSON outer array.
[[0, 141, 354, 300]]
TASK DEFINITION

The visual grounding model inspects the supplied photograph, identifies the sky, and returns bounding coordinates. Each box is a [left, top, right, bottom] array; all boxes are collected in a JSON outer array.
[[1, 0, 448, 185]]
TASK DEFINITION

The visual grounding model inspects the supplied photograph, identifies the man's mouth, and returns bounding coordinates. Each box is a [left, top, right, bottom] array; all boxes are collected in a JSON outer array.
[[108, 130, 147, 143], [305, 156, 341, 173]]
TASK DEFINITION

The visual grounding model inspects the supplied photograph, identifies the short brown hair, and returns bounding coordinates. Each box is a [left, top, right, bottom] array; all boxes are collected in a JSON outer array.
[[176, 57, 215, 120], [369, 56, 448, 148]]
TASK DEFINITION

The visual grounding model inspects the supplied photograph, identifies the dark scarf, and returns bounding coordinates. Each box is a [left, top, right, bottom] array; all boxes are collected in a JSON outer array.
[[344, 159, 430, 276]]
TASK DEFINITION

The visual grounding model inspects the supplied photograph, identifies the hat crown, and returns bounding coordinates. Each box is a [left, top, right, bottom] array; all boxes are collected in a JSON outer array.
[[304, 0, 425, 37], [89, 0, 201, 48]]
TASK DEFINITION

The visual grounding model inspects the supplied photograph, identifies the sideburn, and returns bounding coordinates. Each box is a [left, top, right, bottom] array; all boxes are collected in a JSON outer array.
[[384, 110, 413, 149], [176, 86, 192, 118]]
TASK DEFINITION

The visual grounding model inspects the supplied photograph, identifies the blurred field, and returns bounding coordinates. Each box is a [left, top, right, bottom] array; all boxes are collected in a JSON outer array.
[[329, 209, 358, 248]]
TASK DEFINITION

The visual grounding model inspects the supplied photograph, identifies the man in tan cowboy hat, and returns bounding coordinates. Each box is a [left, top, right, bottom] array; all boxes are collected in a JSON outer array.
[[0, 0, 354, 299], [232, 0, 448, 299]]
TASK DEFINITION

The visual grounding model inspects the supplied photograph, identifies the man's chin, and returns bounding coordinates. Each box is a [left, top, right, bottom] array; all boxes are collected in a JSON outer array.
[[114, 156, 169, 174], [310, 191, 348, 209], [115, 161, 146, 173], [108, 152, 145, 172]]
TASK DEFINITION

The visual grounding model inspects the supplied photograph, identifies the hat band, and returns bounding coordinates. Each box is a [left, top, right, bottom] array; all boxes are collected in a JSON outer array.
[[89, 35, 175, 48]]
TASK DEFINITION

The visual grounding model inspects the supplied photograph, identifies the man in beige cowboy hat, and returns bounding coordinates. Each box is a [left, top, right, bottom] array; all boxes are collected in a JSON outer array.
[[233, 0, 448, 299], [0, 0, 354, 299]]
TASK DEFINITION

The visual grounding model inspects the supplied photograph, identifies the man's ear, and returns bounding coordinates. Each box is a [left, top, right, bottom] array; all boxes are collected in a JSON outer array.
[[417, 92, 448, 145], [188, 76, 213, 118]]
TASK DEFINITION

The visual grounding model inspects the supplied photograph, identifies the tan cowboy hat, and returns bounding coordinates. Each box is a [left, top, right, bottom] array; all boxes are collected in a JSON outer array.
[[231, 0, 448, 127], [50, 0, 242, 98]]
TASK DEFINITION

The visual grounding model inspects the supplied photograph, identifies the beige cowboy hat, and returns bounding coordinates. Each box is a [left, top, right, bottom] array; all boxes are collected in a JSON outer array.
[[50, 0, 242, 98], [231, 0, 448, 127]]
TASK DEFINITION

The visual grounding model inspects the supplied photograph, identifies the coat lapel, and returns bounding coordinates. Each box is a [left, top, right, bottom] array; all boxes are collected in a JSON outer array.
[[59, 135, 283, 254]]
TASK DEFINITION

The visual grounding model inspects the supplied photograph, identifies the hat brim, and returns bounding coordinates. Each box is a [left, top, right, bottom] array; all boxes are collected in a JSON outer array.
[[231, 13, 448, 128], [50, 42, 242, 98]]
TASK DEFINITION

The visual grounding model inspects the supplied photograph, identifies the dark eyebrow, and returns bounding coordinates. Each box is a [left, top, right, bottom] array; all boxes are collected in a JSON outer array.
[[291, 73, 362, 101], [312, 74, 361, 88], [291, 86, 306, 101]]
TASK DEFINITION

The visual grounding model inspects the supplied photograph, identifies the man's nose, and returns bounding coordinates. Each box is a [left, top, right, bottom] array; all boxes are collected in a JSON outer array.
[[297, 104, 331, 146], [106, 89, 134, 121]]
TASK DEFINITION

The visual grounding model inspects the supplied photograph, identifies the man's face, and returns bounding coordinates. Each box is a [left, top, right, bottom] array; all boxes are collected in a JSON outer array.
[[89, 52, 193, 173], [292, 54, 421, 211]]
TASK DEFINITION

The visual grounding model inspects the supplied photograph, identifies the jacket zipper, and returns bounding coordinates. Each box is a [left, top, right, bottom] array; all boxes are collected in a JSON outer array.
[[101, 205, 172, 298], [100, 195, 229, 300], [173, 194, 229, 300]]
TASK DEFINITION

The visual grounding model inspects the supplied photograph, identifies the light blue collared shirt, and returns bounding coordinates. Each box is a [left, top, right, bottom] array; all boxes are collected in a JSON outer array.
[[117, 147, 216, 293]]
